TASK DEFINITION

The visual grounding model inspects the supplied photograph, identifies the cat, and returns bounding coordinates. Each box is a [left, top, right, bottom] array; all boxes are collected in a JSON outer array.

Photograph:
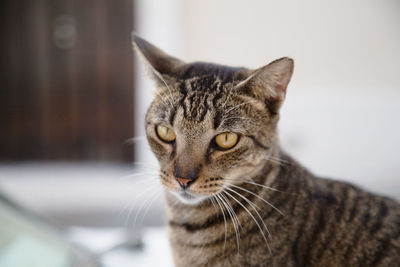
[[132, 34, 400, 267]]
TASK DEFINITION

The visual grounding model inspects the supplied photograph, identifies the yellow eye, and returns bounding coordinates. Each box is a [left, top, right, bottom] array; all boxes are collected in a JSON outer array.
[[215, 132, 239, 150], [156, 125, 176, 143]]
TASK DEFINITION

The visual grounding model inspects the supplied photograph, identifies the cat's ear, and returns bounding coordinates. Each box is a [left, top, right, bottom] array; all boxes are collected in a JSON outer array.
[[132, 33, 184, 84], [237, 57, 294, 113]]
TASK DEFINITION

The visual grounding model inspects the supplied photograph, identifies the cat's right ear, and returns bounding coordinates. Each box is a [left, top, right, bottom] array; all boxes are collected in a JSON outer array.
[[132, 33, 185, 85]]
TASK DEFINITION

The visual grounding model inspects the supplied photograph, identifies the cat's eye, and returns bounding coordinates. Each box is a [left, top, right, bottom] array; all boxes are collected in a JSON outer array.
[[156, 125, 176, 143], [214, 132, 239, 150]]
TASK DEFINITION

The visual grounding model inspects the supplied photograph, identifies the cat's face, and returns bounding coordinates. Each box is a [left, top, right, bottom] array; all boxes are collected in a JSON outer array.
[[133, 34, 293, 205]]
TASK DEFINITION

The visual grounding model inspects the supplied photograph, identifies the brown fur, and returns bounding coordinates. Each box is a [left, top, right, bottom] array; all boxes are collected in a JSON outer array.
[[133, 34, 400, 266]]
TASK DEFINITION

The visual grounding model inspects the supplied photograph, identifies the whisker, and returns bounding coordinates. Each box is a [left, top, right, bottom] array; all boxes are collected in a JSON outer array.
[[123, 183, 160, 230], [218, 116, 255, 129], [138, 188, 163, 226], [120, 182, 158, 215], [268, 156, 290, 164], [222, 78, 236, 109], [224, 99, 259, 115], [220, 193, 243, 231], [117, 178, 160, 216], [140, 52, 175, 109], [225, 187, 271, 237], [153, 89, 174, 109], [150, 68, 175, 109], [223, 190, 272, 255], [131, 185, 161, 231], [263, 156, 291, 166], [122, 178, 160, 189], [119, 198, 136, 220], [221, 116, 254, 122], [211, 195, 228, 253], [220, 192, 244, 255], [131, 162, 160, 168], [216, 193, 240, 253], [243, 181, 283, 193], [222, 176, 282, 194], [124, 136, 147, 145], [118, 172, 159, 181], [209, 197, 219, 215], [228, 183, 284, 216]]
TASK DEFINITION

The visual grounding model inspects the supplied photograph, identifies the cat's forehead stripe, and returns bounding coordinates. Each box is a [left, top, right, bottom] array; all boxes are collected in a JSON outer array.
[[164, 79, 269, 133], [168, 76, 225, 125], [155, 63, 270, 133]]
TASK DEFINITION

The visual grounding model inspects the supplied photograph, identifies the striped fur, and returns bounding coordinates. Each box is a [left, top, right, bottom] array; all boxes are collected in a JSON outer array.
[[133, 34, 400, 266], [166, 155, 400, 266]]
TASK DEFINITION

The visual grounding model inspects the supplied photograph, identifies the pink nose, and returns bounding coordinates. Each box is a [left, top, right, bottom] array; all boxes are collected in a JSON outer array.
[[175, 177, 193, 189]]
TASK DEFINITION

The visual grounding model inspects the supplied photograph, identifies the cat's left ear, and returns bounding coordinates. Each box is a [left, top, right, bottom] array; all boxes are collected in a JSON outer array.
[[132, 33, 185, 85], [237, 57, 294, 112]]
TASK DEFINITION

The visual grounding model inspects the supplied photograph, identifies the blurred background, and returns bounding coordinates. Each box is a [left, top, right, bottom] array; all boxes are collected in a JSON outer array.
[[0, 0, 399, 265]]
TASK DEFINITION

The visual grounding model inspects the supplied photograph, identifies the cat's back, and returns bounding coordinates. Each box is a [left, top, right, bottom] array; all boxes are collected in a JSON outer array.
[[290, 165, 400, 267]]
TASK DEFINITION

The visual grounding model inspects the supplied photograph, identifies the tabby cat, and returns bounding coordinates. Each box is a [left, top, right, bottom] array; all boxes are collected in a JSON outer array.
[[132, 34, 400, 266]]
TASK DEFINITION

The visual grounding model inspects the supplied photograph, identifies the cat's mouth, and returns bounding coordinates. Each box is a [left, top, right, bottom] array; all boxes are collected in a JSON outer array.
[[173, 190, 207, 205], [179, 191, 196, 200]]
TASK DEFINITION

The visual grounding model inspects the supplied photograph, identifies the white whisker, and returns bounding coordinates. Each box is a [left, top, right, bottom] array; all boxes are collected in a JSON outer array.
[[225, 187, 271, 237], [153, 89, 174, 109], [223, 176, 282, 194], [124, 136, 147, 145], [131, 162, 160, 168], [218, 116, 254, 128], [144, 58, 174, 109], [244, 181, 283, 193], [130, 185, 161, 231], [216, 193, 240, 253], [123, 183, 160, 230], [118, 172, 159, 182], [224, 99, 259, 115], [228, 183, 284, 216], [212, 195, 228, 253], [220, 193, 243, 231], [223, 190, 272, 255], [222, 78, 236, 109], [138, 188, 163, 226], [209, 197, 219, 214], [222, 116, 253, 122], [263, 156, 291, 166]]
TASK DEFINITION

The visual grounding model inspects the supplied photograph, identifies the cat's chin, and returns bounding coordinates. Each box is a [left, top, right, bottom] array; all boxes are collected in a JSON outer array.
[[171, 191, 208, 205]]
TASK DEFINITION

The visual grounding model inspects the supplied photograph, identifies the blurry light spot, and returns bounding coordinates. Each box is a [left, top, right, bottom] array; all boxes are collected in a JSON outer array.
[[53, 15, 77, 49]]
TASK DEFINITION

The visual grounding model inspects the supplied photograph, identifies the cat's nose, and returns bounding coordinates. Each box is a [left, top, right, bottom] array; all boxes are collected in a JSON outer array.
[[174, 165, 198, 189], [175, 177, 194, 189]]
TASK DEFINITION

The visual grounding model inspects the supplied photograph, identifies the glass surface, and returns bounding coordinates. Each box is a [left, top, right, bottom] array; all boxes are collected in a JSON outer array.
[[0, 196, 96, 267]]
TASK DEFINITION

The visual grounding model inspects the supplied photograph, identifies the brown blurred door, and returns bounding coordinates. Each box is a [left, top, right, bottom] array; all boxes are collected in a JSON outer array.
[[0, 0, 134, 162]]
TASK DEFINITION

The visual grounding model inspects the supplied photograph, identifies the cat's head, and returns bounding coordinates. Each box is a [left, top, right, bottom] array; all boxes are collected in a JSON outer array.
[[133, 34, 293, 205]]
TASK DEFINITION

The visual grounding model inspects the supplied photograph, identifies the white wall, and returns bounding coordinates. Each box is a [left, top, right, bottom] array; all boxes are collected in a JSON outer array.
[[181, 0, 400, 91]]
